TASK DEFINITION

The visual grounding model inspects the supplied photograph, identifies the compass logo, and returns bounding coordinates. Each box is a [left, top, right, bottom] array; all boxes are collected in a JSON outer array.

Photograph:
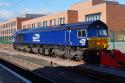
[[32, 34, 40, 42]]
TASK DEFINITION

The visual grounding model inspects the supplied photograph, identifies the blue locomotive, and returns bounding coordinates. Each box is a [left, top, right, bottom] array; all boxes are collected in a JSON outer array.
[[13, 20, 109, 62]]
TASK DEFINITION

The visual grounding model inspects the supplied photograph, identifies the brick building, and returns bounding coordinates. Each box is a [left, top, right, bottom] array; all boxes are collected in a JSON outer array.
[[1, 0, 125, 44], [21, 0, 125, 41], [0, 14, 45, 44], [70, 0, 125, 41], [0, 18, 32, 44], [22, 10, 78, 29]]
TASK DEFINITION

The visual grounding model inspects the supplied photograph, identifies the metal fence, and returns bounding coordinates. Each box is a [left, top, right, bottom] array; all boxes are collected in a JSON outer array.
[[108, 31, 125, 52], [0, 36, 12, 44], [109, 42, 125, 52]]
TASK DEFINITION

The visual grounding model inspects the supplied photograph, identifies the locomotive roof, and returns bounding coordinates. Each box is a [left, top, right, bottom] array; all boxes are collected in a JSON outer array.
[[18, 20, 108, 33]]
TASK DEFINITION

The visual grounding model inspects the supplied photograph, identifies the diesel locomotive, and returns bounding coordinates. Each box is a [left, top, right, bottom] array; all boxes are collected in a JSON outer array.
[[13, 20, 109, 63]]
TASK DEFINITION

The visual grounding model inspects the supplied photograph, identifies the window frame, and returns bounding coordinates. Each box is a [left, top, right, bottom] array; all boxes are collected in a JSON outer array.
[[43, 21, 48, 27], [85, 13, 101, 22], [77, 29, 86, 38]]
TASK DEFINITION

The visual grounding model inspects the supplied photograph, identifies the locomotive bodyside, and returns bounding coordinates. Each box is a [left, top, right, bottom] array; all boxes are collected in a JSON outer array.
[[16, 28, 88, 47]]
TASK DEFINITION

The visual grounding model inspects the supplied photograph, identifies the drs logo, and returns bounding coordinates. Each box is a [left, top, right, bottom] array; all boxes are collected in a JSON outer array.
[[32, 34, 40, 42]]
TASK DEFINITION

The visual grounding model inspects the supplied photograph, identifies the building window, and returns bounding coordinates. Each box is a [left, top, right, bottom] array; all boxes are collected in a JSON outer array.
[[6, 30, 8, 34], [50, 19, 56, 26], [9, 29, 10, 34], [14, 28, 16, 32], [32, 23, 35, 28], [5, 30, 6, 34], [53, 19, 56, 26], [118, 35, 125, 42], [11, 21, 16, 27], [43, 21, 48, 27], [77, 30, 86, 38], [23, 25, 26, 29], [8, 29, 9, 34], [10, 29, 12, 33], [85, 13, 101, 21], [37, 22, 42, 28], [13, 21, 16, 26], [58, 17, 65, 25], [27, 24, 31, 28], [3, 24, 5, 29], [50, 20, 53, 26], [6, 23, 10, 28], [6, 24, 8, 28]]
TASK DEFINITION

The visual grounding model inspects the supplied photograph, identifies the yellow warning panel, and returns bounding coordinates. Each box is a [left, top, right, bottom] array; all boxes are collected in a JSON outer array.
[[88, 37, 109, 49]]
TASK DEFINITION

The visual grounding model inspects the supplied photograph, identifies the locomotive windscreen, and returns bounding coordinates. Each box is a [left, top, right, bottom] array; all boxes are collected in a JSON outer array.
[[88, 28, 108, 37], [98, 29, 108, 36]]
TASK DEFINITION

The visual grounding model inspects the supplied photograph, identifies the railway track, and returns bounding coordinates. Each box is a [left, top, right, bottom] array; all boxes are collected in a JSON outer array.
[[0, 58, 55, 83], [0, 48, 125, 83]]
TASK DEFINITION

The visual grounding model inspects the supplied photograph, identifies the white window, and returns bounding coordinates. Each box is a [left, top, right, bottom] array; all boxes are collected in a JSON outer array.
[[23, 25, 26, 29], [37, 22, 42, 27], [50, 20, 53, 26], [43, 21, 48, 27], [27, 24, 31, 28], [50, 19, 56, 26], [85, 13, 101, 21], [32, 23, 35, 28], [77, 30, 86, 38], [58, 17, 65, 25]]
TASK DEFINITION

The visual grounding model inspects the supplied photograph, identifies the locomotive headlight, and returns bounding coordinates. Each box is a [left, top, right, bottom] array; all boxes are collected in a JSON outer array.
[[80, 39, 86, 45], [87, 38, 90, 40], [97, 42, 100, 45]]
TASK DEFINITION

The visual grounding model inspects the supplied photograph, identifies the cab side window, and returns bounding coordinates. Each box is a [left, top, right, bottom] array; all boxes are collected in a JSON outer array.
[[77, 30, 86, 38]]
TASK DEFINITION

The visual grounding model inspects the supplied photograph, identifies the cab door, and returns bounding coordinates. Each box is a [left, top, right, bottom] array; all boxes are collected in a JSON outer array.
[[65, 30, 72, 46], [77, 29, 87, 46]]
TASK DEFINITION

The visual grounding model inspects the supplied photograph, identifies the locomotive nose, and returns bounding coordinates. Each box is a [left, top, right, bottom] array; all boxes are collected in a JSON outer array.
[[88, 37, 109, 49]]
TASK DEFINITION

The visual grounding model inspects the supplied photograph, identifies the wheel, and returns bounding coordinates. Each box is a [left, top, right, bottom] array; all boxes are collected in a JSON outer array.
[[64, 50, 72, 60], [51, 52, 57, 57], [32, 46, 39, 54], [51, 49, 58, 57], [75, 55, 83, 61], [25, 46, 31, 53], [39, 48, 45, 55]]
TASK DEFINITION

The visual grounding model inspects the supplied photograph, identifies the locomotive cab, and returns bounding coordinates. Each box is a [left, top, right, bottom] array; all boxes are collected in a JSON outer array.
[[87, 21, 109, 49]]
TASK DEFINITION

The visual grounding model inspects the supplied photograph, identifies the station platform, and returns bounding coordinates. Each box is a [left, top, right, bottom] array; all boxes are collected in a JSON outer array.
[[0, 64, 32, 83]]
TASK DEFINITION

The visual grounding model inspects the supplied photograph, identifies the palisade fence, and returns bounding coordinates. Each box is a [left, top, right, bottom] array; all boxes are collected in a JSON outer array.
[[109, 31, 125, 52], [0, 36, 12, 44]]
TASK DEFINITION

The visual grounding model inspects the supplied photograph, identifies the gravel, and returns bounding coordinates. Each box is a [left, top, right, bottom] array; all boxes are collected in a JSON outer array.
[[0, 48, 105, 83]]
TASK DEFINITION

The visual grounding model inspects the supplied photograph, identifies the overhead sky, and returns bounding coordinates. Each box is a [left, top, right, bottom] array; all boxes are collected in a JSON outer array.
[[0, 0, 124, 22]]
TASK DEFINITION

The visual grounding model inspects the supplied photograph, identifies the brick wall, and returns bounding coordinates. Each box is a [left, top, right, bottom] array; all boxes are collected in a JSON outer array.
[[106, 3, 125, 31], [68, 10, 78, 23]]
